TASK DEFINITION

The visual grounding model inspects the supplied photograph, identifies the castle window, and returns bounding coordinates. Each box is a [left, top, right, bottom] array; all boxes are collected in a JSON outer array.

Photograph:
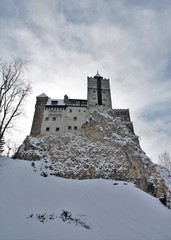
[[68, 126, 72, 130], [45, 117, 49, 121], [46, 127, 50, 131], [53, 117, 56, 121], [56, 127, 59, 131], [73, 117, 77, 121], [70, 109, 72, 113], [51, 101, 58, 105], [74, 126, 77, 130]]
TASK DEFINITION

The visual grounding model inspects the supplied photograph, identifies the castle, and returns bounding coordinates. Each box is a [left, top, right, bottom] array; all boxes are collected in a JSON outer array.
[[30, 72, 134, 136]]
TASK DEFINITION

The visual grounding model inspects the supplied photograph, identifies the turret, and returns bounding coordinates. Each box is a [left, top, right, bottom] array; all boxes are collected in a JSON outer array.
[[30, 93, 48, 136]]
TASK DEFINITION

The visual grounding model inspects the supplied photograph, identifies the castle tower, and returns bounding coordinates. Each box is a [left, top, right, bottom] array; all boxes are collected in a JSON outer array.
[[87, 72, 112, 114], [30, 93, 49, 136]]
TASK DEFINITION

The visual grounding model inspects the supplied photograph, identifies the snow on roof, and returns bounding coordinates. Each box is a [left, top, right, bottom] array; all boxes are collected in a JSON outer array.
[[46, 98, 65, 106]]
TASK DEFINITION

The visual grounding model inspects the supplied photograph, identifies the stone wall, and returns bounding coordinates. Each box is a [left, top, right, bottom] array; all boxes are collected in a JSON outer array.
[[87, 74, 112, 114], [30, 94, 49, 136], [41, 106, 87, 136]]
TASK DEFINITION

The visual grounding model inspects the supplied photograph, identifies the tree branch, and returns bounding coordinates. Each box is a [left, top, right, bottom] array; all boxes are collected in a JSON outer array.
[[0, 57, 31, 141]]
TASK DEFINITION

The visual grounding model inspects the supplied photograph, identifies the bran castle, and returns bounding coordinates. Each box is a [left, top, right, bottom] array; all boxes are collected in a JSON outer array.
[[30, 72, 134, 136]]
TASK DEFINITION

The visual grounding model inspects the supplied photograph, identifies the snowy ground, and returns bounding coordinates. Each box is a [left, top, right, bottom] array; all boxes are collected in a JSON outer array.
[[0, 157, 171, 240]]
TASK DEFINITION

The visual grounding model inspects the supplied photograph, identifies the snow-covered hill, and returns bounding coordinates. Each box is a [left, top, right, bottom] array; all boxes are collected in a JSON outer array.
[[0, 157, 171, 240], [15, 110, 171, 202]]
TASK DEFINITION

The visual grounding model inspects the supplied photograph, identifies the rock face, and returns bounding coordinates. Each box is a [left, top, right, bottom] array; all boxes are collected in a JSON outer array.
[[15, 110, 171, 205]]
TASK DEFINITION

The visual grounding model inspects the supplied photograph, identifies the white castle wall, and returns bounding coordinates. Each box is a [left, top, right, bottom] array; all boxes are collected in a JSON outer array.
[[41, 105, 87, 135]]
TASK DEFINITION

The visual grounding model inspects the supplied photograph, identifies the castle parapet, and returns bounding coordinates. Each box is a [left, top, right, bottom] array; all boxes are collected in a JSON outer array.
[[108, 109, 134, 133]]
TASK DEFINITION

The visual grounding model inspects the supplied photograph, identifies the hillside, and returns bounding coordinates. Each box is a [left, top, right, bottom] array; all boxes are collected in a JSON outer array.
[[15, 110, 171, 203], [0, 157, 171, 240]]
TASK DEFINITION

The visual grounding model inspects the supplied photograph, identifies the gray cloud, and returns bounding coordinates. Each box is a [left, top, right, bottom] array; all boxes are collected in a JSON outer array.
[[0, 0, 171, 161]]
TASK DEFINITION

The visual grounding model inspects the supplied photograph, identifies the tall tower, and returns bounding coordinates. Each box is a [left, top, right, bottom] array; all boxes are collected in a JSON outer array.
[[87, 72, 112, 113], [30, 93, 48, 136]]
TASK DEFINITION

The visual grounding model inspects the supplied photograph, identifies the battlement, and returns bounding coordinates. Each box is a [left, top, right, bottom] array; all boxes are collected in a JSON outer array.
[[110, 109, 130, 121], [109, 109, 134, 133]]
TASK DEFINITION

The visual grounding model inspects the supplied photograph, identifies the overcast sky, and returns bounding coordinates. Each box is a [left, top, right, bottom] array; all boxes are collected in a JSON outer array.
[[0, 0, 171, 162]]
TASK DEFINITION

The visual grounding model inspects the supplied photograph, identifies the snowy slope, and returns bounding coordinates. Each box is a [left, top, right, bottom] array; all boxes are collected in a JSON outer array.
[[15, 110, 171, 201], [0, 157, 171, 240]]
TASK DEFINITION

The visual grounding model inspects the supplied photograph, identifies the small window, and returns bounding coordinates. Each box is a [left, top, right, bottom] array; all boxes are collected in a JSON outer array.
[[73, 117, 77, 121], [56, 127, 59, 131], [70, 109, 72, 113], [46, 127, 50, 131], [68, 126, 72, 130], [51, 101, 58, 105], [78, 110, 81, 112], [74, 126, 77, 130], [45, 117, 49, 121], [53, 117, 56, 121]]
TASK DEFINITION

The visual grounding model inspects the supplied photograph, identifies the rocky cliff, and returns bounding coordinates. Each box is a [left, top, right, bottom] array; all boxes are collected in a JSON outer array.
[[15, 110, 171, 206]]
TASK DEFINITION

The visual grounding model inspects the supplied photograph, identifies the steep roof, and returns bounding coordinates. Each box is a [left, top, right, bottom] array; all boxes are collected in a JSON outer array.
[[95, 71, 102, 77], [37, 93, 48, 98]]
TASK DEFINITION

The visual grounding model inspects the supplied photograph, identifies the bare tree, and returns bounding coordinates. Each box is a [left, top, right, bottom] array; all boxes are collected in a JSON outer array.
[[4, 138, 20, 157], [158, 151, 171, 172], [0, 57, 31, 148], [0, 137, 5, 155]]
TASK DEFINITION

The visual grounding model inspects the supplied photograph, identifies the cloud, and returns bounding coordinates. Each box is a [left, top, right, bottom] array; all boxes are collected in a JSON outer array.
[[0, 0, 171, 162]]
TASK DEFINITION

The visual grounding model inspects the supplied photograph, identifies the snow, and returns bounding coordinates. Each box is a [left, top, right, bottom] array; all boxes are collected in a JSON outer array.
[[0, 157, 171, 240], [156, 164, 171, 190], [46, 98, 65, 106], [16, 133, 146, 180]]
